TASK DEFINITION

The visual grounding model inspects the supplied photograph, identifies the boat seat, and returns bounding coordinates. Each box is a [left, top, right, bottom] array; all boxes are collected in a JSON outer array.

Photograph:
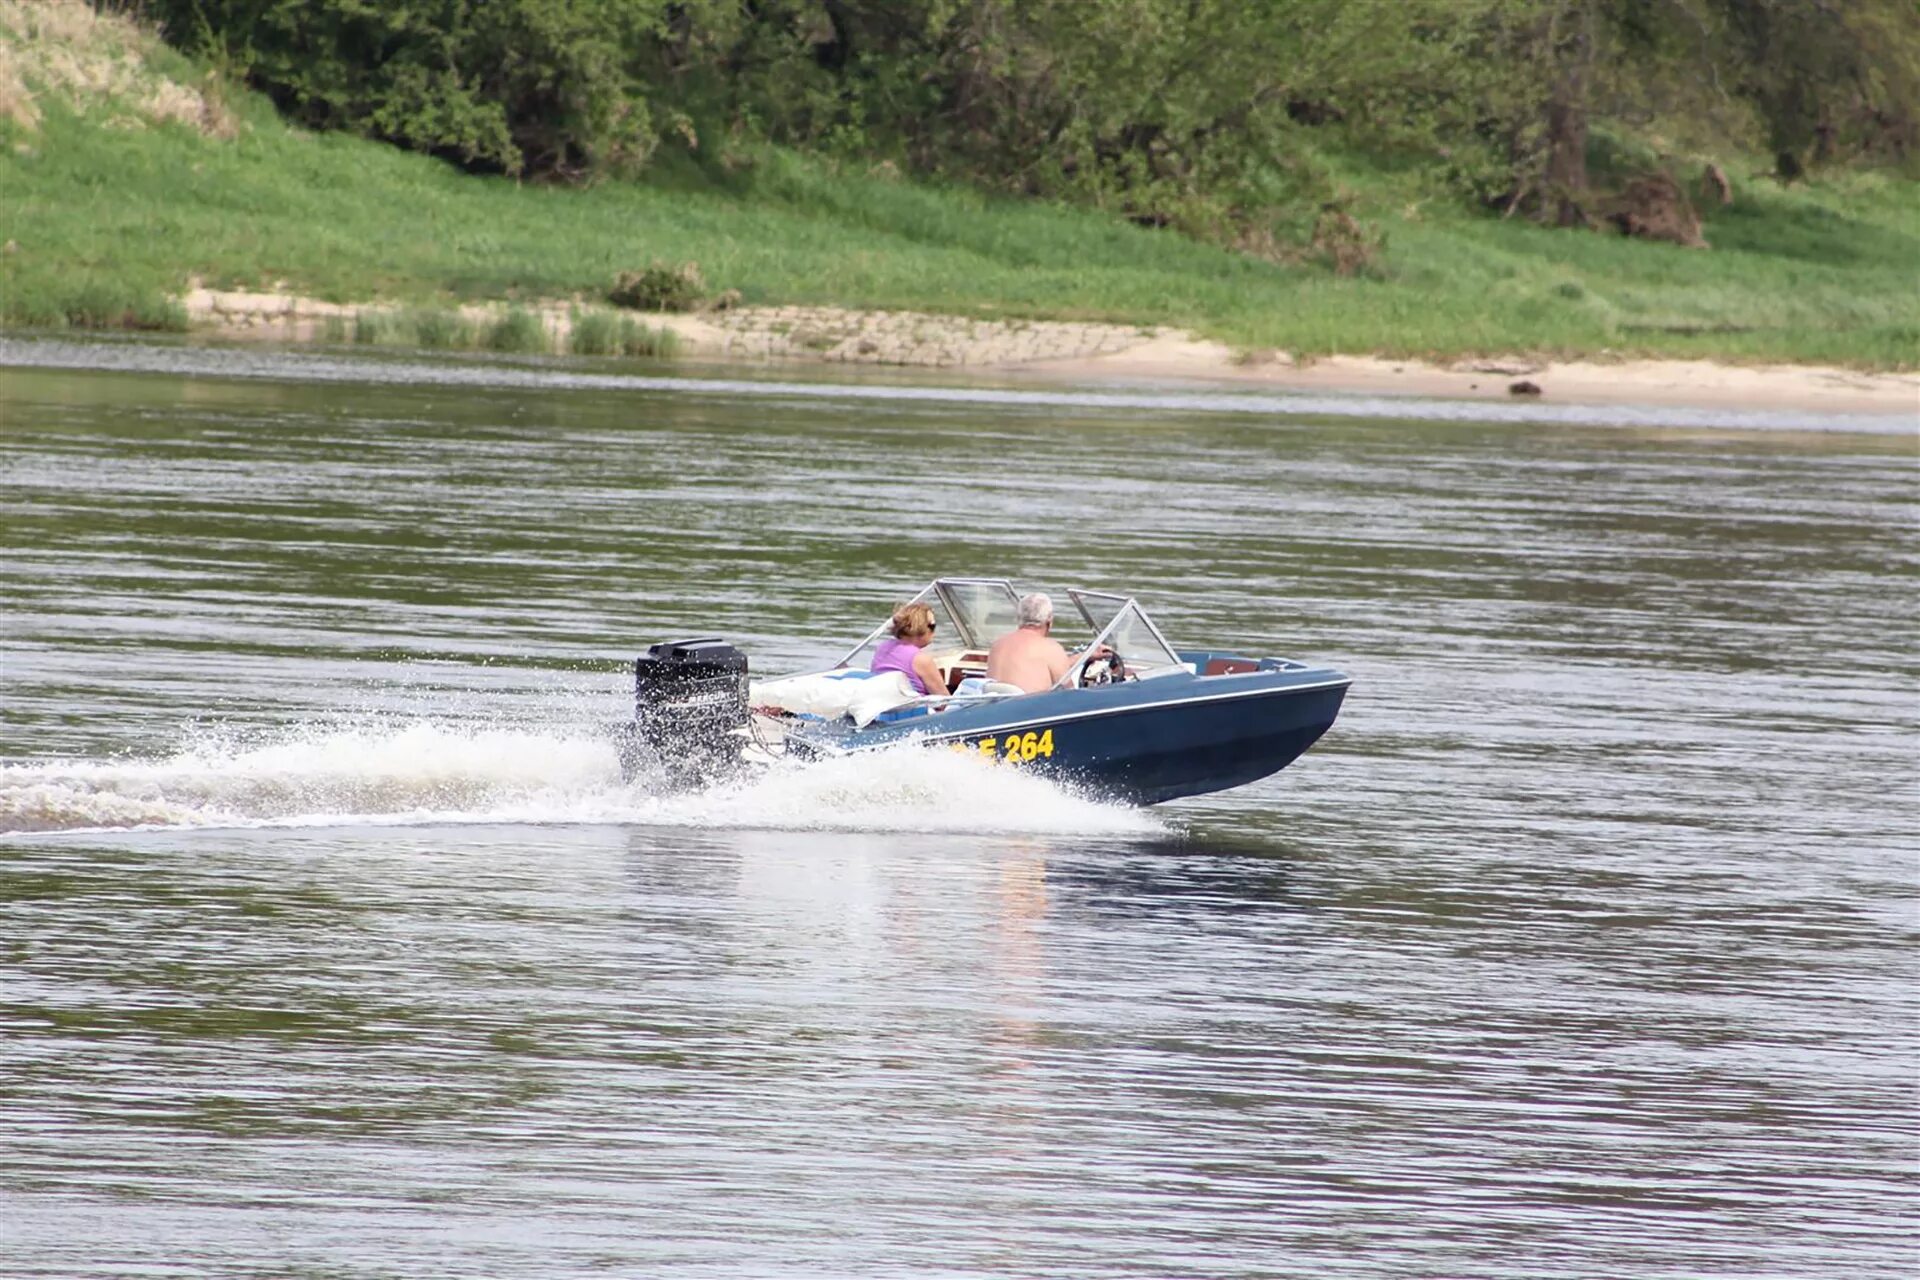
[[954, 677, 1026, 698], [1204, 657, 1261, 675]]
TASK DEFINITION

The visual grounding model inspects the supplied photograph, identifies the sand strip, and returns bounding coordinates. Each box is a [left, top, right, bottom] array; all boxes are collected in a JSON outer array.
[[181, 286, 1919, 420]]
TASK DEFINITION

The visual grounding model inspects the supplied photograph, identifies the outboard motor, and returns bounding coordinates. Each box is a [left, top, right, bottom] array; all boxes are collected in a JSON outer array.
[[622, 638, 750, 787]]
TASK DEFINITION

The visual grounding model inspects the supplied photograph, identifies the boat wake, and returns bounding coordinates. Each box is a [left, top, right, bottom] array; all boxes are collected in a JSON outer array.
[[0, 719, 1161, 838]]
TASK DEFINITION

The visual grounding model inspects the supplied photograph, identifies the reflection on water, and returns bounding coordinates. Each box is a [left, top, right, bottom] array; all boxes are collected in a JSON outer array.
[[0, 342, 1914, 1278]]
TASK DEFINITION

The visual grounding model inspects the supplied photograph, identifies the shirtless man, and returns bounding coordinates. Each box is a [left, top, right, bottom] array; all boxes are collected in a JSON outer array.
[[985, 593, 1108, 694]]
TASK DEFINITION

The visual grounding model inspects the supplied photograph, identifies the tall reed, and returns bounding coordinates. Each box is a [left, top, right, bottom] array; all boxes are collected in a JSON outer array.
[[484, 307, 549, 353], [567, 308, 679, 358], [406, 308, 474, 349]]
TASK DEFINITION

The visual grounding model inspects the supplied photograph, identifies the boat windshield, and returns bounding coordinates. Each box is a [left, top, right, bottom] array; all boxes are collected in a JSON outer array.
[[835, 578, 1020, 665], [834, 581, 1183, 690], [1060, 590, 1185, 686], [936, 578, 1023, 647]]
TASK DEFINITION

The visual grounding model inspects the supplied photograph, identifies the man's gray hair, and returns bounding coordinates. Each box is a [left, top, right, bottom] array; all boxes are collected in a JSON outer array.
[[1016, 592, 1054, 627]]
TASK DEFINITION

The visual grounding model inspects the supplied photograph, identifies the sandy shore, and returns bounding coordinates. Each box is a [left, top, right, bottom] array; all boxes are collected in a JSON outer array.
[[1025, 332, 1920, 418], [182, 285, 1919, 420]]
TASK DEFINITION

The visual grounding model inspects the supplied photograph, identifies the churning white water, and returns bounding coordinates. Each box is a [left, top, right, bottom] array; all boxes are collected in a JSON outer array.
[[0, 719, 1162, 837]]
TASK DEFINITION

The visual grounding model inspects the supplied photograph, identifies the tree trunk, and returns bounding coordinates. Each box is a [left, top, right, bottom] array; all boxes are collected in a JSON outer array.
[[1543, 2, 1594, 227]]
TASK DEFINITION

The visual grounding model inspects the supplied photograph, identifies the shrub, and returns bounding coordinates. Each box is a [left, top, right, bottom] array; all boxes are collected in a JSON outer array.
[[609, 261, 705, 312], [1310, 206, 1385, 277], [144, 0, 656, 179]]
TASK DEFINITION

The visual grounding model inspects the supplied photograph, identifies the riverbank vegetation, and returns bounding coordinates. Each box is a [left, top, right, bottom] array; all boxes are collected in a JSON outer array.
[[325, 304, 679, 358], [1, 1, 1915, 367]]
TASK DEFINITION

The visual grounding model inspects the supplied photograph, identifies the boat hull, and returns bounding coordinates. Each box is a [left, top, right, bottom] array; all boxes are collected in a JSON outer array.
[[788, 667, 1350, 805]]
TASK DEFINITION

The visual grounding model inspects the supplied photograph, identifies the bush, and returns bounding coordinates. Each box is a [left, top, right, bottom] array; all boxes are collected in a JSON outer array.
[[609, 261, 706, 312], [145, 0, 658, 179], [1310, 206, 1385, 277]]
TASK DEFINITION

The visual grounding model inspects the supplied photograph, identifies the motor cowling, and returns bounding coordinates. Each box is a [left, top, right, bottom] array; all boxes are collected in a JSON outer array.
[[625, 638, 750, 785]]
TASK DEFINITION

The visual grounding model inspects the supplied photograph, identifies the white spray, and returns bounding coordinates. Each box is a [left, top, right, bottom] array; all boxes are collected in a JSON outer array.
[[0, 718, 1160, 837]]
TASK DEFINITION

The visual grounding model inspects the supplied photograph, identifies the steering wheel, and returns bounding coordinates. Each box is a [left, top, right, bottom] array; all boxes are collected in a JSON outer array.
[[1076, 648, 1129, 688]]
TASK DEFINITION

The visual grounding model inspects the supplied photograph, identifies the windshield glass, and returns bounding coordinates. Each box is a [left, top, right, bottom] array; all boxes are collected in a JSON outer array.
[[1069, 589, 1128, 634], [836, 578, 1015, 666], [1064, 592, 1183, 683], [835, 582, 956, 667], [936, 579, 1021, 650]]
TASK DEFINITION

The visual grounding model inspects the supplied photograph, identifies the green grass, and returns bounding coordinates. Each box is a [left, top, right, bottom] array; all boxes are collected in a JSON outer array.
[[0, 271, 188, 332], [1, 80, 1916, 367]]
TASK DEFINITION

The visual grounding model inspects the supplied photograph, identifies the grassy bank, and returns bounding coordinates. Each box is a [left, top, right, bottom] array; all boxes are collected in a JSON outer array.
[[1, 10, 1916, 368]]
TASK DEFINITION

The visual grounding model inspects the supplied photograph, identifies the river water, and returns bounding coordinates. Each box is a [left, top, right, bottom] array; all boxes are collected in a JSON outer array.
[[1, 337, 1915, 1278]]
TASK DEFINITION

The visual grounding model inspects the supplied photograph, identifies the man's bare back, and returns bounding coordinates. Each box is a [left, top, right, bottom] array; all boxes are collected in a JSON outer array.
[[986, 625, 1072, 694]]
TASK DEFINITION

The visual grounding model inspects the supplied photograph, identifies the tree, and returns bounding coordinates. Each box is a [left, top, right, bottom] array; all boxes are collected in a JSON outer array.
[[1710, 0, 1920, 178], [140, 0, 681, 178], [131, 0, 1918, 233]]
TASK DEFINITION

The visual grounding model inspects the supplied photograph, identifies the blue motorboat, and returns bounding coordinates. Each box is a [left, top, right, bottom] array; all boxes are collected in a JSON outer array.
[[621, 578, 1349, 805]]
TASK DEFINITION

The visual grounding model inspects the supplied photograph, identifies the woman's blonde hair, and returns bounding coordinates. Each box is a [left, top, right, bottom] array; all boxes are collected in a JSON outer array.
[[889, 601, 936, 640]]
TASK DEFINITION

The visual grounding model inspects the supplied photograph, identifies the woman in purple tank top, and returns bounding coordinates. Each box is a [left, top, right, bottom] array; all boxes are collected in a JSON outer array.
[[870, 601, 946, 697]]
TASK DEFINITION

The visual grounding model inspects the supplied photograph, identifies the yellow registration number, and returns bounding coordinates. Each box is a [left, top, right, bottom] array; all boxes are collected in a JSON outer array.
[[953, 728, 1055, 764]]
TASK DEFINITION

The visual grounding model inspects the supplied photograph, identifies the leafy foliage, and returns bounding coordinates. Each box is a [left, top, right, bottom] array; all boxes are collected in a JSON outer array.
[[8, 75, 1915, 365], [1710, 0, 1920, 177], [131, 0, 1920, 245], [140, 0, 669, 176]]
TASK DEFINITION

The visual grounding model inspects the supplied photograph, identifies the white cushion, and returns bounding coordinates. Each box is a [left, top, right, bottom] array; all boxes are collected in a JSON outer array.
[[751, 669, 920, 726]]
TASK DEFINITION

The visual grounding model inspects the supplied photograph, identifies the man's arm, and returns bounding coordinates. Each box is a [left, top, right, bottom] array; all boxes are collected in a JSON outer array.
[[1043, 639, 1076, 687], [1049, 639, 1115, 687]]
